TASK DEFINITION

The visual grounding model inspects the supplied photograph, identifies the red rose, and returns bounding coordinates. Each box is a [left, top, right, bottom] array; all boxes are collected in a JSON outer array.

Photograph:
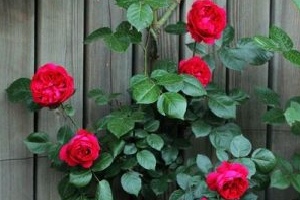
[[187, 0, 226, 44], [179, 56, 212, 87], [30, 63, 74, 107], [59, 129, 101, 168], [206, 162, 249, 200]]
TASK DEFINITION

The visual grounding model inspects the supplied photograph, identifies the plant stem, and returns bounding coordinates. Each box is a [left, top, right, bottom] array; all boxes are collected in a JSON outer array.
[[153, 0, 182, 30], [60, 104, 80, 130]]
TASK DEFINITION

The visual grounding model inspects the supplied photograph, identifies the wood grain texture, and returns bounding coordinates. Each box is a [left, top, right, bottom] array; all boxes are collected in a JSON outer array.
[[85, 1, 132, 199], [228, 0, 270, 149], [85, 0, 132, 127], [269, 0, 300, 199], [0, 0, 34, 199], [36, 1, 84, 199]]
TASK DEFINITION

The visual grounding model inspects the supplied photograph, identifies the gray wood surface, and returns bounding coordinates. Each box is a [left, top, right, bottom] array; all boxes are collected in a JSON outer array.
[[1, 0, 300, 199], [36, 1, 84, 199], [0, 0, 34, 199], [269, 0, 300, 199]]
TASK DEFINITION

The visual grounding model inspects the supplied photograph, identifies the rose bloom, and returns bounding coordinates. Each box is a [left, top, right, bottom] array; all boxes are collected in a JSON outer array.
[[187, 0, 226, 44], [30, 63, 74, 107], [179, 56, 212, 87], [59, 129, 101, 168], [206, 162, 249, 200]]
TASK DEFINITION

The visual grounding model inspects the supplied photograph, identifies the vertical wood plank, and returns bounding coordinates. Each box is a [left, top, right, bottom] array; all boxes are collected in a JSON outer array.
[[37, 1, 84, 199], [0, 0, 34, 199], [269, 0, 300, 199], [85, 0, 132, 126], [85, 1, 132, 199], [228, 0, 270, 148], [228, 1, 271, 199]]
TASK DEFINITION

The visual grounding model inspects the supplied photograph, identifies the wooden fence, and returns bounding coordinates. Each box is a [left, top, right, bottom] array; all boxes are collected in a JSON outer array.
[[1, 0, 300, 199]]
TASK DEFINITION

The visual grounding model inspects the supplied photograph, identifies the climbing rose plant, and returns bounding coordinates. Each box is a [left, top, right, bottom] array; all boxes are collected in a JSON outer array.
[[6, 0, 300, 199]]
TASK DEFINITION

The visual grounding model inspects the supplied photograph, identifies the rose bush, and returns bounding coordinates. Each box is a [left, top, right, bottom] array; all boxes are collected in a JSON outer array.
[[5, 0, 300, 199]]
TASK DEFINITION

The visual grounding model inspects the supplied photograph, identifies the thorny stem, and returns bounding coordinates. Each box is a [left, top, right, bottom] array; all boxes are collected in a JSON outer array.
[[152, 0, 182, 31], [92, 170, 100, 182], [60, 104, 80, 130], [143, 31, 151, 76]]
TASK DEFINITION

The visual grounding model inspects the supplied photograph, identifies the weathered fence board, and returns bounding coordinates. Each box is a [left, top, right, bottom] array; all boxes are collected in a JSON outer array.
[[36, 1, 84, 199], [1, 0, 300, 199], [0, 0, 34, 199], [269, 0, 300, 199]]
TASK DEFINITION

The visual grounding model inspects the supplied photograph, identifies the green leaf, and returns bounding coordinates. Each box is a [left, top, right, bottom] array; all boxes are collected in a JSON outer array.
[[255, 87, 280, 107], [151, 70, 183, 85], [209, 123, 241, 150], [57, 126, 73, 145], [292, 153, 300, 171], [144, 120, 160, 132], [116, 0, 139, 8], [63, 104, 76, 117], [176, 173, 192, 190], [153, 59, 177, 73], [180, 74, 207, 97], [253, 36, 281, 51], [93, 152, 114, 172], [121, 157, 138, 170], [124, 143, 137, 155], [291, 174, 300, 193], [222, 25, 235, 46], [202, 54, 216, 71], [121, 171, 141, 196], [169, 190, 184, 200], [127, 3, 153, 31], [208, 94, 236, 119], [157, 92, 187, 119], [136, 150, 156, 170], [24, 132, 51, 154], [150, 178, 168, 195], [146, 134, 164, 151], [95, 179, 113, 200], [191, 120, 212, 137], [270, 26, 293, 51], [196, 154, 213, 174], [218, 47, 247, 71], [144, 0, 169, 8], [107, 118, 135, 138], [130, 75, 161, 104], [84, 27, 112, 44], [283, 49, 300, 66], [161, 146, 179, 165], [229, 88, 250, 104], [261, 107, 286, 125], [164, 21, 186, 35], [230, 135, 252, 158], [216, 149, 229, 161], [235, 158, 256, 178], [69, 170, 92, 188], [270, 170, 290, 189], [251, 148, 277, 173], [58, 176, 77, 199], [109, 139, 125, 158], [186, 42, 207, 54], [103, 33, 130, 52], [242, 193, 258, 200], [6, 78, 31, 103], [284, 101, 300, 126], [291, 121, 300, 135], [116, 21, 142, 44], [219, 38, 273, 70], [293, 0, 300, 10]]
